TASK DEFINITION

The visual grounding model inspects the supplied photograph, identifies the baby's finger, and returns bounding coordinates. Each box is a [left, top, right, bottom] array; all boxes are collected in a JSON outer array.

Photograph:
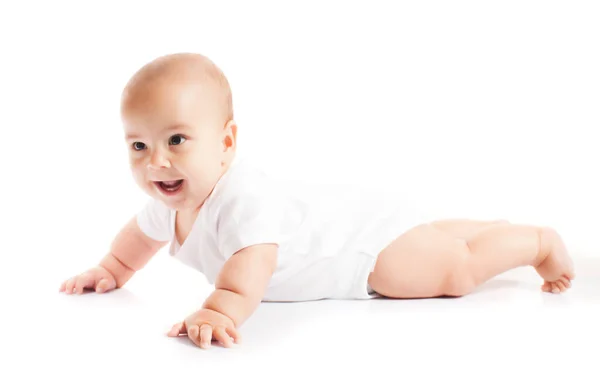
[[199, 324, 213, 349], [226, 326, 241, 343], [213, 326, 234, 348], [96, 278, 114, 293], [188, 325, 201, 346], [65, 277, 78, 294], [75, 273, 94, 294], [167, 322, 186, 337]]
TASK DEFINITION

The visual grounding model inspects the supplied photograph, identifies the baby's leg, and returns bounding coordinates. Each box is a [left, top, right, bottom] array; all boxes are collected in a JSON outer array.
[[368, 222, 574, 298], [431, 219, 509, 239]]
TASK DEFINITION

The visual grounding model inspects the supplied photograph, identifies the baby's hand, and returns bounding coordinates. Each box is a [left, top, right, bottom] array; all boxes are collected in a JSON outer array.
[[59, 266, 117, 294], [167, 308, 241, 349]]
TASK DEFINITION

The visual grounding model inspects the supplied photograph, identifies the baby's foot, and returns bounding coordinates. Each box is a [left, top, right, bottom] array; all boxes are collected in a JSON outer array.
[[535, 228, 575, 294]]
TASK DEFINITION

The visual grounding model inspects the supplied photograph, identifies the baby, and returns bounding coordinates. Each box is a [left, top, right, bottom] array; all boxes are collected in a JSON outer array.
[[59, 53, 576, 349]]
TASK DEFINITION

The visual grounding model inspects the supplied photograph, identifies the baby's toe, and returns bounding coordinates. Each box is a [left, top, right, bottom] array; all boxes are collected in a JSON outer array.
[[559, 276, 571, 289]]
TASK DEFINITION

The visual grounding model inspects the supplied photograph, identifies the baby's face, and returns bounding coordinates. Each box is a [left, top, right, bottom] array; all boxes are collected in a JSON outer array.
[[121, 78, 235, 212]]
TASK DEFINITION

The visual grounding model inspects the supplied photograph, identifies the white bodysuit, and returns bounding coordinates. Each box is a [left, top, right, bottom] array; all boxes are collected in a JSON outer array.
[[136, 156, 427, 302]]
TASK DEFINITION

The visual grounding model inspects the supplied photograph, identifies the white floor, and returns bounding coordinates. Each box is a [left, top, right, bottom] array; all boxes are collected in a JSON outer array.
[[5, 253, 600, 392]]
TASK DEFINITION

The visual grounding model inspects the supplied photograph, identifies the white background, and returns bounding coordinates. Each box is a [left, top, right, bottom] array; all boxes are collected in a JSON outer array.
[[1, 1, 599, 391]]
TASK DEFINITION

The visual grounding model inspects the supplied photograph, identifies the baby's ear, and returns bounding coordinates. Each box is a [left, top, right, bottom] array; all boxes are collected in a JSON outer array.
[[222, 120, 237, 151], [223, 119, 237, 130], [224, 119, 237, 138]]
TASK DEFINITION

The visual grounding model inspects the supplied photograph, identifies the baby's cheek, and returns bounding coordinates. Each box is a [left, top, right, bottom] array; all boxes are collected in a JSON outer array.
[[130, 166, 147, 184], [129, 153, 144, 164], [129, 156, 148, 173]]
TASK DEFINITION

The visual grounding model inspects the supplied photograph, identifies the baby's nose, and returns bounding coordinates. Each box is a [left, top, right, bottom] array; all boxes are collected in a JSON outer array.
[[147, 151, 171, 169]]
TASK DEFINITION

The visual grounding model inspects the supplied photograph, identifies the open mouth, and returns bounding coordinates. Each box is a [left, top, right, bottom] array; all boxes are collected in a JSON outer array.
[[154, 179, 184, 195]]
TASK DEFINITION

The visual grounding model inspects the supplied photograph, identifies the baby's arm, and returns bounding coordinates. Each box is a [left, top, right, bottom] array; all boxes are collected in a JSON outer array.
[[101, 216, 168, 287], [166, 188, 283, 348], [60, 216, 168, 294], [204, 243, 277, 326], [167, 243, 277, 348]]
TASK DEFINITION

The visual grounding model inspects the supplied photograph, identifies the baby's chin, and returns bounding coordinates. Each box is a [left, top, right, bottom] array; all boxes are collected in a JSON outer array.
[[151, 188, 207, 211]]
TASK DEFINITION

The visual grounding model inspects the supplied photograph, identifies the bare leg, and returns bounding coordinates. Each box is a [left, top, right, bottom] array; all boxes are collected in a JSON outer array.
[[431, 219, 509, 239], [368, 222, 575, 298]]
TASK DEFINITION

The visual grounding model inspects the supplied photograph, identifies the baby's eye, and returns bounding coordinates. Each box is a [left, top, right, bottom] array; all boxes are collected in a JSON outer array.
[[169, 134, 187, 146], [132, 142, 146, 151]]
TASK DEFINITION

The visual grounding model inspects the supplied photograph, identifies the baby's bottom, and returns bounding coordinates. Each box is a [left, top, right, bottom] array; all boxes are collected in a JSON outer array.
[[367, 220, 575, 298]]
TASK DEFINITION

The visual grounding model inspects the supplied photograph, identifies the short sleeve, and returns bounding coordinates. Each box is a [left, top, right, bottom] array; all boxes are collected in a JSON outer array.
[[136, 198, 174, 242], [216, 191, 285, 260]]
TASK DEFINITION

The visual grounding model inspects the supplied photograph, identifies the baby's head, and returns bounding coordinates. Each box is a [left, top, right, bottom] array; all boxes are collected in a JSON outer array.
[[120, 53, 236, 211]]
